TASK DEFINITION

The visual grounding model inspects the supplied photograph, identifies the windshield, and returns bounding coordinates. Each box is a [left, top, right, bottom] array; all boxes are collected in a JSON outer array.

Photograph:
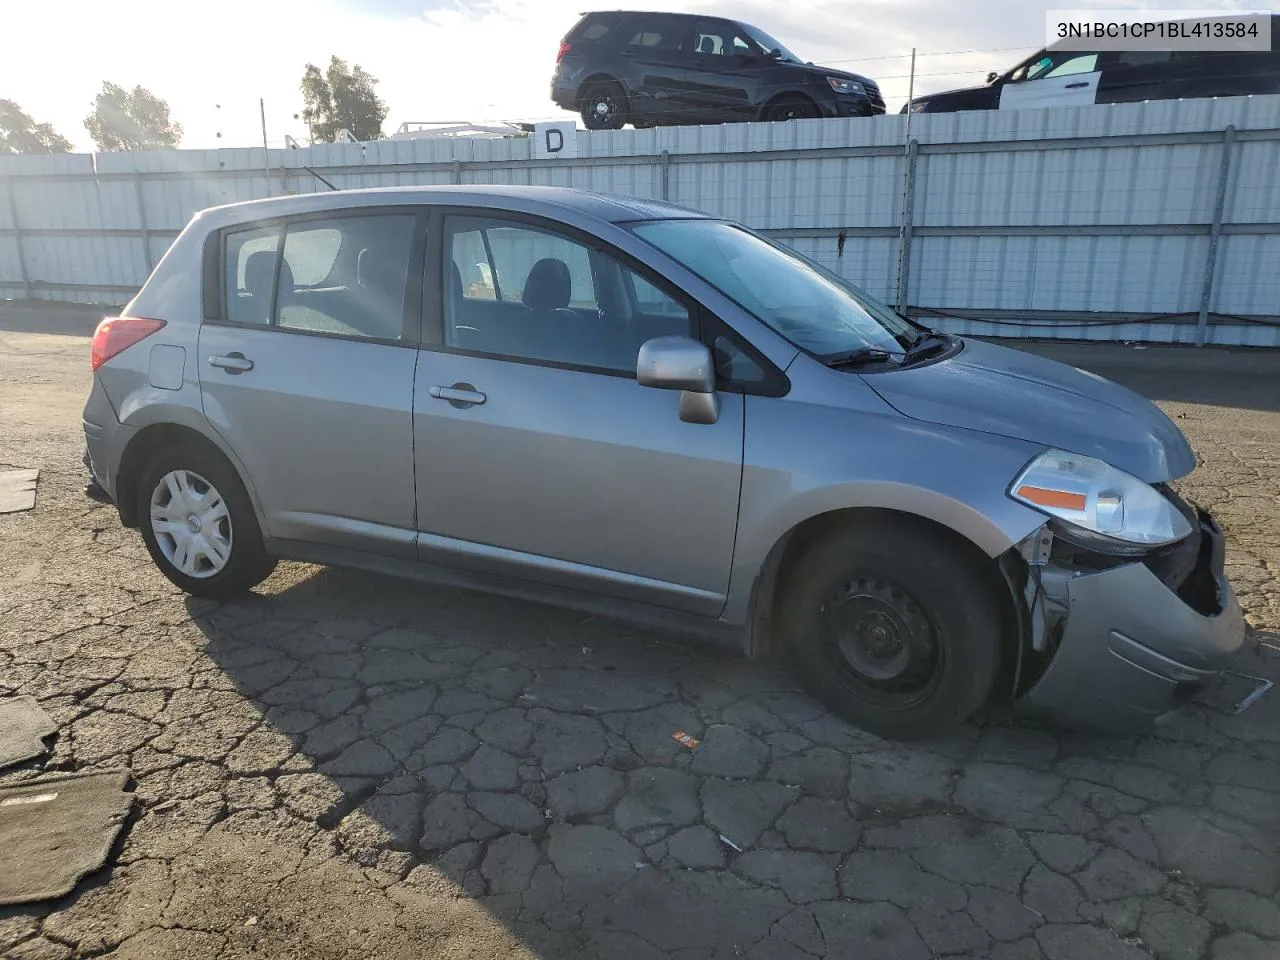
[[632, 219, 917, 357], [737, 22, 801, 62]]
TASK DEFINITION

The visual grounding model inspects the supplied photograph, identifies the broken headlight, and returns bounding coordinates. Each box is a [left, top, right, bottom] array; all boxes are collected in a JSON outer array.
[[1009, 449, 1192, 551]]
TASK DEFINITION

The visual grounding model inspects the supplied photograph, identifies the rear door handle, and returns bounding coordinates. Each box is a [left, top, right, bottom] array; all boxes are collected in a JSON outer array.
[[1064, 81, 1090, 89], [209, 352, 254, 374], [429, 383, 486, 408]]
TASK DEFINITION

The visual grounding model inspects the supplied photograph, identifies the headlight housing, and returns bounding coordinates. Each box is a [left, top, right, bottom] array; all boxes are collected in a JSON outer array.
[[909, 100, 928, 113], [827, 77, 866, 95], [1010, 449, 1193, 549]]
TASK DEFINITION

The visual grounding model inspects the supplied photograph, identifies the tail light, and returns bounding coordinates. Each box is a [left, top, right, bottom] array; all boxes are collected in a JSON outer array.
[[556, 41, 572, 63], [91, 316, 166, 371]]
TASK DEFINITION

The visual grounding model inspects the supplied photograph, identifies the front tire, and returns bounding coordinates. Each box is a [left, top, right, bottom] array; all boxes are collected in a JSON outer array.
[[137, 443, 275, 599], [766, 95, 818, 122], [778, 518, 1003, 740], [580, 81, 629, 130]]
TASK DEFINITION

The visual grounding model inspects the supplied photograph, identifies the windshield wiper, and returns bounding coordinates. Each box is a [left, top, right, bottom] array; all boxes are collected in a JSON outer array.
[[902, 332, 951, 365], [823, 348, 902, 369]]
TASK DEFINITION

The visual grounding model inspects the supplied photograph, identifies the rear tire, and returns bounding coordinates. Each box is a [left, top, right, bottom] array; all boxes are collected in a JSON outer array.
[[580, 81, 629, 130], [766, 95, 819, 122], [137, 442, 275, 599], [777, 518, 1002, 740]]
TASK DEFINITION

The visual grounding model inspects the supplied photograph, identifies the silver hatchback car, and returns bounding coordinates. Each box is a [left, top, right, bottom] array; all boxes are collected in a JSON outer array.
[[83, 185, 1244, 739]]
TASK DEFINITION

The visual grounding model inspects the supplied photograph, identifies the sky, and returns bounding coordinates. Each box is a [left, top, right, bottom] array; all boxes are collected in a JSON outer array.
[[0, 0, 1256, 152]]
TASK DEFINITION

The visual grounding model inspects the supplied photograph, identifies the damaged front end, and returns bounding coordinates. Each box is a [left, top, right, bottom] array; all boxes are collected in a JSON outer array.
[[1005, 487, 1246, 731]]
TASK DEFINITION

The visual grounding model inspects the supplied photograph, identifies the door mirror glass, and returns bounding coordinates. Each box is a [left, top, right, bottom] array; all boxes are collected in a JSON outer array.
[[637, 336, 715, 393]]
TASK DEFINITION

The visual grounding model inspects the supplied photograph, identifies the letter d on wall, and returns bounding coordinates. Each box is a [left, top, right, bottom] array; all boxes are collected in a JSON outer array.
[[533, 121, 579, 159]]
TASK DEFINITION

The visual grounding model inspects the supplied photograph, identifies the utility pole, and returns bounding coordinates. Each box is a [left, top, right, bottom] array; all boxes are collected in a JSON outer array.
[[895, 48, 918, 313], [260, 98, 271, 189]]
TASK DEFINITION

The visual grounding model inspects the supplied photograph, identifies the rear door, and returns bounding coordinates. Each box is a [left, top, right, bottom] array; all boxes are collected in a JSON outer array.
[[198, 210, 423, 558], [1000, 51, 1101, 110], [412, 210, 744, 616], [621, 14, 696, 120]]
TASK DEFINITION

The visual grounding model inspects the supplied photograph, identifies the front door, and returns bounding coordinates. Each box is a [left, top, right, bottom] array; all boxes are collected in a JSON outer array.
[[675, 19, 759, 120], [413, 212, 744, 615], [1000, 52, 1101, 110], [199, 211, 421, 558]]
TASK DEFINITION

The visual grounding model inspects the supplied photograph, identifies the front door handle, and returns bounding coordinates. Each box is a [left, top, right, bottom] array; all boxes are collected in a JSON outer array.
[[428, 382, 486, 408], [209, 352, 254, 374], [1064, 81, 1090, 89]]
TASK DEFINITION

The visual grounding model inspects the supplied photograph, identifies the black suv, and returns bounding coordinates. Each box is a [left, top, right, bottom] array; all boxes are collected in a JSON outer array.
[[907, 16, 1280, 114], [551, 11, 885, 129]]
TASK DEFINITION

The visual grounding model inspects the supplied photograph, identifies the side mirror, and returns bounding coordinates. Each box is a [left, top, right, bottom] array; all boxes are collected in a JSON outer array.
[[768, 47, 783, 59], [986, 71, 1000, 84], [636, 335, 720, 424]]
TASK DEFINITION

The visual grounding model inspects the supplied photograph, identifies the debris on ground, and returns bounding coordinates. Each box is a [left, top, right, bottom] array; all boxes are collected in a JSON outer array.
[[671, 730, 700, 749], [0, 696, 56, 769], [0, 468, 38, 514], [0, 769, 133, 904]]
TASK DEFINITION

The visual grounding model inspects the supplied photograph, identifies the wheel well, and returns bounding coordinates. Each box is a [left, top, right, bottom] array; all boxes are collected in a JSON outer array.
[[748, 507, 1020, 678], [759, 91, 817, 119], [578, 74, 622, 100], [115, 424, 239, 528]]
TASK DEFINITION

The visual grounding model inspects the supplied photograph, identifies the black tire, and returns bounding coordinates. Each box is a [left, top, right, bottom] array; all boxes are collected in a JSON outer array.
[[137, 441, 275, 599], [766, 95, 819, 122], [580, 81, 629, 130], [778, 518, 1003, 740]]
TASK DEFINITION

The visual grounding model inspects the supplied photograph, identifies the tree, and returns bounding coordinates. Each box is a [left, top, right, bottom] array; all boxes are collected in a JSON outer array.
[[300, 56, 388, 143], [0, 99, 72, 154], [84, 82, 182, 151]]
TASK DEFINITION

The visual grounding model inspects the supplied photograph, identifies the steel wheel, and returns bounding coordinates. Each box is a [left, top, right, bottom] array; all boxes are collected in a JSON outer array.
[[819, 576, 944, 709], [580, 82, 628, 130], [591, 96, 618, 125], [148, 469, 233, 579]]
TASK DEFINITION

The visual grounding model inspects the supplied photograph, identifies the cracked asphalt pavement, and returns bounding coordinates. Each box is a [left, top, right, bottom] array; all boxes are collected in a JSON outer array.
[[2, 305, 1280, 960]]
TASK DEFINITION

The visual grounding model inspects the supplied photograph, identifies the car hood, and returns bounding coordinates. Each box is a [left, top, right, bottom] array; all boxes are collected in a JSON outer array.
[[862, 339, 1197, 483], [912, 82, 987, 103], [793, 62, 874, 85]]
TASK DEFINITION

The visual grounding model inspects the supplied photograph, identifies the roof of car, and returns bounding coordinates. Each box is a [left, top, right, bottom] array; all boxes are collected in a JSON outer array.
[[201, 184, 708, 227]]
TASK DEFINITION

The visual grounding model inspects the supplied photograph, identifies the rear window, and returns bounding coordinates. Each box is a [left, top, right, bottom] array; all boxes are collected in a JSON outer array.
[[566, 13, 620, 43]]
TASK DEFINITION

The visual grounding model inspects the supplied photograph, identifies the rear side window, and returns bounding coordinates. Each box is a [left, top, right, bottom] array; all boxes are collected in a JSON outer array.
[[221, 213, 415, 341], [225, 226, 280, 326], [625, 15, 688, 52]]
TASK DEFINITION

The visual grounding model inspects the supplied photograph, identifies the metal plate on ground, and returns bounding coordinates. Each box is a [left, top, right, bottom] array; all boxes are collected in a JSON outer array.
[[0, 468, 39, 513], [0, 696, 56, 768], [0, 769, 132, 904]]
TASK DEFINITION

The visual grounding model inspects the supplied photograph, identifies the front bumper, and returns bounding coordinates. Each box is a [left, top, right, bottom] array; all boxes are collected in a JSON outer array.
[[1020, 511, 1245, 731]]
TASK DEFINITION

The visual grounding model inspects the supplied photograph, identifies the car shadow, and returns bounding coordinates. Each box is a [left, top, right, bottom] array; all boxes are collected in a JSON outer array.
[[185, 562, 1002, 957], [0, 303, 117, 337], [1008, 340, 1280, 413]]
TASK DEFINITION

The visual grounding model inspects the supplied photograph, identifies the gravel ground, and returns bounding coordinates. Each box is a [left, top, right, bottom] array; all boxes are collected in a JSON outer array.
[[2, 306, 1279, 960]]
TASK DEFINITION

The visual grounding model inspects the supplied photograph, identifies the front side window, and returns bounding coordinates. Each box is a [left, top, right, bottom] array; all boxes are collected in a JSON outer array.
[[632, 218, 913, 358], [222, 214, 414, 341], [1019, 52, 1099, 81], [736, 22, 800, 61], [443, 215, 691, 373]]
